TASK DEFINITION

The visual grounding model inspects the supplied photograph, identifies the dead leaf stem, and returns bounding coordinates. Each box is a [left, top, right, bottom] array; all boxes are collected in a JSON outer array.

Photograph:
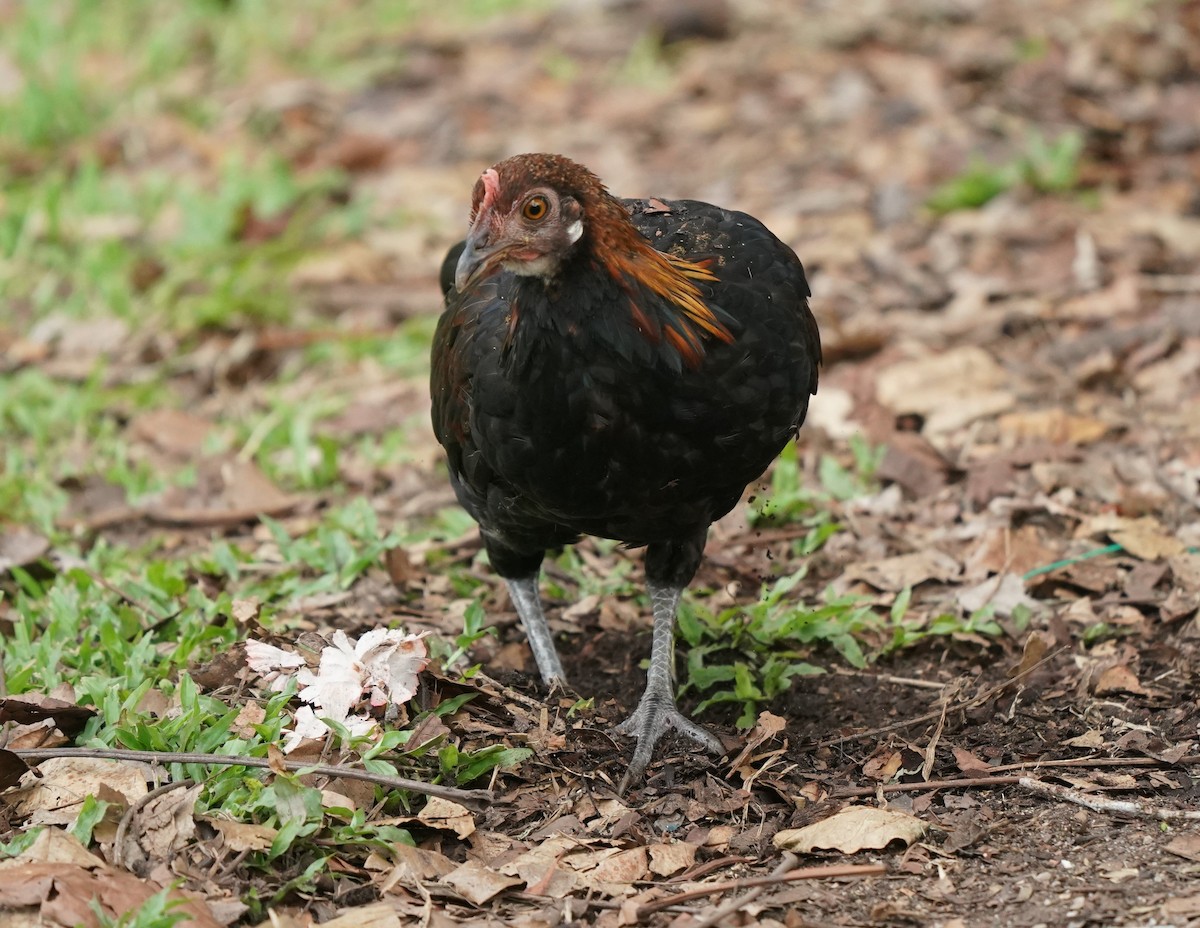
[[634, 863, 886, 920], [831, 756, 1200, 799], [11, 746, 493, 809], [1018, 776, 1200, 821], [114, 778, 196, 870], [815, 646, 1068, 749], [690, 851, 799, 928]]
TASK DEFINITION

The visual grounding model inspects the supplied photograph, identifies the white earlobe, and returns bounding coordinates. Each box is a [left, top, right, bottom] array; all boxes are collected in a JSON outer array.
[[566, 219, 584, 243]]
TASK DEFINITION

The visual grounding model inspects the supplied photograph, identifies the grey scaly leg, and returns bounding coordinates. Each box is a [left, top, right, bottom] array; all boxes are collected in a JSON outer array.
[[616, 581, 724, 790], [505, 575, 567, 690]]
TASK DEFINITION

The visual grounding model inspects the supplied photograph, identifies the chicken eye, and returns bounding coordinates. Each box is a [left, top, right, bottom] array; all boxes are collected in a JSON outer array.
[[522, 195, 549, 221]]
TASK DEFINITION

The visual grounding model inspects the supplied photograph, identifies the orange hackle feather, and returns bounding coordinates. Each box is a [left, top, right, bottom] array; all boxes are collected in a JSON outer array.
[[590, 197, 733, 364]]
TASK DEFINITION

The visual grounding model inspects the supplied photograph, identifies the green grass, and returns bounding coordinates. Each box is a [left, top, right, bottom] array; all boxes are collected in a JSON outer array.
[[0, 1, 473, 153], [1, 152, 363, 330]]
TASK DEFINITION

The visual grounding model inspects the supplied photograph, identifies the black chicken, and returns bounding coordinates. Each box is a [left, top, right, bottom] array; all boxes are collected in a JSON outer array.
[[431, 153, 820, 786]]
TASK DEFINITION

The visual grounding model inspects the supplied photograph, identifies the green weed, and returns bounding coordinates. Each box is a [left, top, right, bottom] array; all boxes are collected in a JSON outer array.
[[93, 888, 190, 928], [927, 159, 1021, 214], [927, 129, 1086, 213]]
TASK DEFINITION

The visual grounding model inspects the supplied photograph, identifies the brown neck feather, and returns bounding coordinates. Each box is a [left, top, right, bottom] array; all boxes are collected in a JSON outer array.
[[589, 197, 733, 365]]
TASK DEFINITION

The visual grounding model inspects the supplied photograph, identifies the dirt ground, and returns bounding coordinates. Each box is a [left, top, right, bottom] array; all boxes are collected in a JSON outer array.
[[6, 0, 1200, 925]]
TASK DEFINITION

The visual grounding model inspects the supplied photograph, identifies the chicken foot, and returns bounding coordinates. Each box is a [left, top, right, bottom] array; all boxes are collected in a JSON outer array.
[[616, 581, 724, 791]]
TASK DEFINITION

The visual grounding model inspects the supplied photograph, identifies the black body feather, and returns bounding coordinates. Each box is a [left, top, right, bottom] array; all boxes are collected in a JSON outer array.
[[431, 196, 820, 585]]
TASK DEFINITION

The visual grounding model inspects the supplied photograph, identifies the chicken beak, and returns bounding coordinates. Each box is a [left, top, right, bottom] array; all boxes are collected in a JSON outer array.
[[453, 228, 506, 293]]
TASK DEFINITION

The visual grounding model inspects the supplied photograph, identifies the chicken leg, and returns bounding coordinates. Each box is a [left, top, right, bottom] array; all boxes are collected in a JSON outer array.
[[505, 575, 566, 689], [616, 581, 724, 790], [506, 556, 723, 789]]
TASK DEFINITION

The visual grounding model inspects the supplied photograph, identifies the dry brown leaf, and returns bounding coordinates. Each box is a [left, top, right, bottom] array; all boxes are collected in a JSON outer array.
[[956, 572, 1038, 617], [0, 862, 221, 928], [0, 695, 96, 737], [232, 702, 266, 738], [844, 549, 961, 591], [1076, 514, 1186, 561], [1056, 274, 1140, 319], [1169, 553, 1200, 591], [127, 408, 216, 457], [862, 749, 904, 781], [320, 789, 357, 811], [119, 783, 202, 876], [1094, 664, 1149, 696], [726, 710, 788, 773], [147, 457, 296, 527], [231, 598, 261, 625], [1166, 834, 1200, 862], [806, 385, 858, 439], [1110, 523, 1187, 561], [997, 408, 1109, 445], [0, 827, 105, 869], [0, 748, 29, 791], [290, 241, 394, 286], [12, 757, 147, 825], [4, 719, 70, 751], [443, 859, 522, 905], [1104, 867, 1140, 884], [498, 836, 578, 899], [382, 844, 457, 881], [1063, 730, 1106, 749], [932, 391, 1018, 435], [56, 476, 135, 532], [647, 842, 696, 877], [417, 797, 476, 839], [0, 527, 49, 572], [318, 902, 403, 928], [201, 817, 278, 852], [1010, 630, 1053, 680], [875, 433, 952, 499], [874, 346, 1015, 433], [1163, 896, 1200, 917], [583, 846, 648, 888], [875, 346, 1006, 412], [23, 312, 130, 373], [774, 806, 928, 854], [951, 746, 990, 776]]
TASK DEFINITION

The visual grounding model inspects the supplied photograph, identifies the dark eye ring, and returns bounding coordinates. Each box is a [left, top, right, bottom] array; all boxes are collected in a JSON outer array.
[[523, 195, 549, 221]]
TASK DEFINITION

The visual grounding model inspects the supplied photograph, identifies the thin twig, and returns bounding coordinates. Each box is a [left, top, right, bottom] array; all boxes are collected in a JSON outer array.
[[1018, 777, 1200, 821], [989, 754, 1200, 774], [60, 558, 172, 622], [11, 746, 493, 809], [667, 855, 754, 883], [920, 689, 951, 782], [830, 754, 1200, 798], [832, 668, 947, 690], [815, 646, 1068, 749], [832, 774, 1024, 798], [691, 852, 799, 928], [470, 670, 555, 715], [635, 863, 885, 919], [114, 779, 196, 869]]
